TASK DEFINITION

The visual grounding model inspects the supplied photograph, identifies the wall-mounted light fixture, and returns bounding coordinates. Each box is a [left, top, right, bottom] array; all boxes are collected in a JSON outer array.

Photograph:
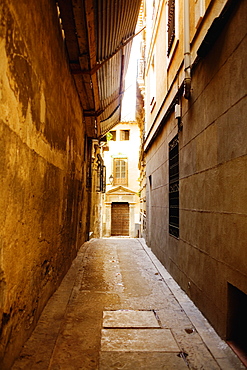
[[175, 104, 181, 119], [175, 103, 182, 131], [109, 174, 114, 185]]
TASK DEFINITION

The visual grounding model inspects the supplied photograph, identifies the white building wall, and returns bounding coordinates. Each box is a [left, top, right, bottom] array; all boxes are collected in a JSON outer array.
[[102, 121, 141, 236]]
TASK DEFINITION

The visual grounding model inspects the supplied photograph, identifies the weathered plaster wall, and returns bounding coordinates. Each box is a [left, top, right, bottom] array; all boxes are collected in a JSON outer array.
[[146, 0, 247, 339], [0, 1, 88, 367]]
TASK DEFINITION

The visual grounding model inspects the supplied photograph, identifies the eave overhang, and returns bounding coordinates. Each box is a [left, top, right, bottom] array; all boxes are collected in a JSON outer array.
[[57, 0, 142, 138]]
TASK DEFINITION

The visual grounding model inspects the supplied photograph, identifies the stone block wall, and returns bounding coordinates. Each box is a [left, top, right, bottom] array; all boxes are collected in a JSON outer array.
[[0, 1, 88, 367], [179, 0, 247, 337], [145, 0, 247, 339]]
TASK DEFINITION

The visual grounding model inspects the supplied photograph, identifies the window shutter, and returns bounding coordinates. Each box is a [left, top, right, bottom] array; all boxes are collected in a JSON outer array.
[[167, 0, 175, 55]]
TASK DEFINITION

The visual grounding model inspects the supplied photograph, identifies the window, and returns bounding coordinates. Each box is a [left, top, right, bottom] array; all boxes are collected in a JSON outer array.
[[109, 130, 116, 141], [150, 53, 156, 112], [195, 0, 205, 28], [169, 135, 179, 237], [167, 0, 175, 55], [96, 164, 106, 193], [120, 130, 130, 141], [113, 158, 128, 185]]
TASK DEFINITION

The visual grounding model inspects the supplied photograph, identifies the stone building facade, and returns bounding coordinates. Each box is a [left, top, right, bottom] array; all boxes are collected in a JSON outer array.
[[0, 0, 141, 367], [102, 122, 140, 237], [139, 0, 247, 356]]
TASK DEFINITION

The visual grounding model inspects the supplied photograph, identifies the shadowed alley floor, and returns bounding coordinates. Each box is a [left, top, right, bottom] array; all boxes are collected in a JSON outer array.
[[12, 238, 245, 369]]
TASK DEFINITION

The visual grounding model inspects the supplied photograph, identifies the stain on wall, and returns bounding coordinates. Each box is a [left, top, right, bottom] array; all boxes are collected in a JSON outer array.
[[0, 0, 89, 367]]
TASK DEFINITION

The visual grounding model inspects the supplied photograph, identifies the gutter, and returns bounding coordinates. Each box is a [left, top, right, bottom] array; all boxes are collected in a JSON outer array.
[[184, 0, 191, 99]]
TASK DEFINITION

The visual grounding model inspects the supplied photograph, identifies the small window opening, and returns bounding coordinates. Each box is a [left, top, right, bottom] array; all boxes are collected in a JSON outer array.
[[227, 283, 247, 366], [109, 130, 116, 141], [120, 130, 130, 141]]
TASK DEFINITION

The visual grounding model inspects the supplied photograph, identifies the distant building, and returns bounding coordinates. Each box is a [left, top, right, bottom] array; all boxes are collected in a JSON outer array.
[[102, 122, 140, 237], [139, 0, 247, 358]]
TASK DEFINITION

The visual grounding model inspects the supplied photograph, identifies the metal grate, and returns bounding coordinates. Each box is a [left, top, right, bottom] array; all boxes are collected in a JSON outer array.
[[169, 135, 179, 238], [96, 154, 106, 193]]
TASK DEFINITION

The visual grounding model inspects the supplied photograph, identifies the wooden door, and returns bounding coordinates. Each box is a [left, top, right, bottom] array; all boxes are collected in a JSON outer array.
[[111, 203, 129, 236]]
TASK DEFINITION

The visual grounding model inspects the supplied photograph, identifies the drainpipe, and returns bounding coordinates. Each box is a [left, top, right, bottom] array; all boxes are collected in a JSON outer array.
[[184, 0, 191, 99]]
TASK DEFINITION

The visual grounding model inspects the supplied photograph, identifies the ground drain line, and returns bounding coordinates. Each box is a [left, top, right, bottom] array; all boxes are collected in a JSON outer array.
[[177, 351, 189, 367], [47, 241, 92, 370], [137, 239, 222, 367], [102, 326, 163, 329], [136, 239, 192, 319], [153, 310, 163, 328]]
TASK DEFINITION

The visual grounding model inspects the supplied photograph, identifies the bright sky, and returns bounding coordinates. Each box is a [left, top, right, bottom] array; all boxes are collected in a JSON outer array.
[[121, 36, 140, 122]]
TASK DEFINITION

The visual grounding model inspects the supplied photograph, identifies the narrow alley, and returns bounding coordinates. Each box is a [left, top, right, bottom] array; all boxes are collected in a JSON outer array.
[[12, 238, 244, 370], [1, 0, 247, 367]]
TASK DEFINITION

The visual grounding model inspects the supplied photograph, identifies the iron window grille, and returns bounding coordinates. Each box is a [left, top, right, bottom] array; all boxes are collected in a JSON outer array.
[[96, 154, 106, 193], [169, 135, 179, 238], [96, 164, 106, 193]]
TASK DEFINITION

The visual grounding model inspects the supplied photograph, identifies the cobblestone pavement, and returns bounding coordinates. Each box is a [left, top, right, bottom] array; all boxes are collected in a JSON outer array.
[[12, 238, 245, 369]]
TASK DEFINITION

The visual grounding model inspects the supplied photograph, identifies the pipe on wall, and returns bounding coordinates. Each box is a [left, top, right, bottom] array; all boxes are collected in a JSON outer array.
[[184, 0, 191, 99]]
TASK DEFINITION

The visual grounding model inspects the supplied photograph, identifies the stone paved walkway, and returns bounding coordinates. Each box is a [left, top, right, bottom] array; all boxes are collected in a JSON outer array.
[[12, 238, 245, 369]]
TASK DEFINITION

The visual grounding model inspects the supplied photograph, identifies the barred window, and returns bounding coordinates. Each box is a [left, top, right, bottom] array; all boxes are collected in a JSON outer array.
[[169, 135, 179, 237], [96, 154, 106, 193], [96, 164, 106, 193]]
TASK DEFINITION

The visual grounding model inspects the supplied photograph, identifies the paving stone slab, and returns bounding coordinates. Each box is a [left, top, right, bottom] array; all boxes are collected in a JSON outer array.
[[101, 328, 180, 352], [103, 310, 160, 328], [12, 238, 245, 370], [99, 352, 188, 369]]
